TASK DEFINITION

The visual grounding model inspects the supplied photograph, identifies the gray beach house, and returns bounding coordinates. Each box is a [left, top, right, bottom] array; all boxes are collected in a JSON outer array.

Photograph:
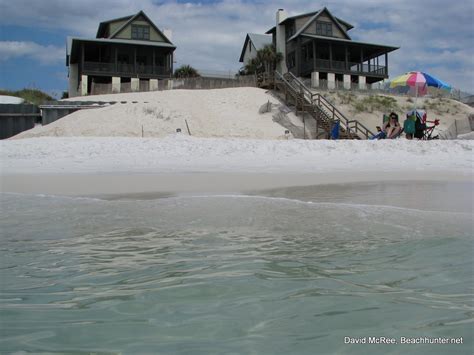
[[241, 7, 399, 89], [239, 33, 273, 66], [66, 11, 176, 97]]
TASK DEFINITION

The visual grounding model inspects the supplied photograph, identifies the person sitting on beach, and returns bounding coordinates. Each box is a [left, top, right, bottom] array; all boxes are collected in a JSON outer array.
[[383, 112, 401, 139]]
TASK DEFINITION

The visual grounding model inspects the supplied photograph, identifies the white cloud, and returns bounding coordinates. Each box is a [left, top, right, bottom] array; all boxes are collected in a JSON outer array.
[[0, 0, 473, 91], [0, 41, 64, 65]]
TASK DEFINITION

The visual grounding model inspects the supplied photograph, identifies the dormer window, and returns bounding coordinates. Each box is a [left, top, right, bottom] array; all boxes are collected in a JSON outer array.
[[316, 21, 332, 37], [132, 25, 150, 40]]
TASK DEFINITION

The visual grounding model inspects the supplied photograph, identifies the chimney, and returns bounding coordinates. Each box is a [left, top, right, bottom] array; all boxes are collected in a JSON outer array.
[[275, 9, 288, 73], [276, 8, 288, 25], [163, 28, 173, 42]]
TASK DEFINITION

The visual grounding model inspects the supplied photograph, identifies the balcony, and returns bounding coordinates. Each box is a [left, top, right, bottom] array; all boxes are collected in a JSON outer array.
[[301, 59, 387, 77], [83, 62, 171, 78]]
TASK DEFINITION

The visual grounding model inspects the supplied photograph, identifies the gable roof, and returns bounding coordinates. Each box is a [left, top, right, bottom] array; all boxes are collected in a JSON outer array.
[[239, 33, 272, 62], [288, 7, 351, 42], [108, 11, 173, 44], [96, 14, 134, 38], [265, 9, 353, 34]]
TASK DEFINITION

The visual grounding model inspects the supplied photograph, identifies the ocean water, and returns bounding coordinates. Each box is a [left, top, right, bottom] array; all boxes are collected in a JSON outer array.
[[0, 181, 472, 354]]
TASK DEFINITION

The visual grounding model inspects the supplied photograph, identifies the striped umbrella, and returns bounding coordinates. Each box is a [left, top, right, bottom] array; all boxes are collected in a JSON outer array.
[[390, 71, 451, 109]]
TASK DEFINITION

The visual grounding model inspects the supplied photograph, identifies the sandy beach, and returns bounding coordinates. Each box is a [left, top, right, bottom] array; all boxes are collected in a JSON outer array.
[[1, 136, 472, 197]]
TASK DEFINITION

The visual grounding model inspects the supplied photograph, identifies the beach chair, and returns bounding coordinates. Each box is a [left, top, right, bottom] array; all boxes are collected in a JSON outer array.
[[370, 114, 403, 140]]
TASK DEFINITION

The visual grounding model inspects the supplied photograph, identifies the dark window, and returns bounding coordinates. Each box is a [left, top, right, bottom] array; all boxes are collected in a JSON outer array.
[[301, 43, 313, 61], [287, 52, 296, 68], [131, 25, 150, 40], [249, 41, 252, 52], [316, 21, 333, 37], [286, 22, 296, 39], [118, 53, 130, 64]]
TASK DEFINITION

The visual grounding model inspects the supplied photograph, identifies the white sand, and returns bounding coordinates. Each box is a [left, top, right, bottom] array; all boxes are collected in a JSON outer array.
[[15, 88, 289, 140], [0, 95, 24, 104], [1, 136, 472, 195]]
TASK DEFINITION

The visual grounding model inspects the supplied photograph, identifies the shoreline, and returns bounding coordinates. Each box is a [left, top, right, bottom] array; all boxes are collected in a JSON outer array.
[[1, 171, 471, 197]]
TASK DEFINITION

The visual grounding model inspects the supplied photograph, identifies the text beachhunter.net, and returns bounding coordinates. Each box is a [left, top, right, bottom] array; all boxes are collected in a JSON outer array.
[[344, 336, 464, 345]]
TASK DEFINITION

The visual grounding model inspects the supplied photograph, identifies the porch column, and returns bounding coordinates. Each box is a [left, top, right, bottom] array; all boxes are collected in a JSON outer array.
[[359, 75, 366, 90], [81, 75, 88, 96], [149, 79, 159, 91], [296, 37, 301, 75], [345, 45, 349, 71], [134, 48, 137, 75], [360, 47, 364, 73], [81, 42, 84, 68], [112, 77, 121, 93], [329, 43, 333, 69], [152, 49, 156, 75], [114, 47, 118, 72], [311, 71, 319, 88], [385, 52, 388, 75], [328, 73, 335, 90], [131, 78, 139, 92], [343, 74, 351, 90], [313, 41, 316, 69]]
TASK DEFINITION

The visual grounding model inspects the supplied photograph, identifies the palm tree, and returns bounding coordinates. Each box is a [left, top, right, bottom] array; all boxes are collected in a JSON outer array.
[[174, 65, 200, 78], [244, 45, 283, 75]]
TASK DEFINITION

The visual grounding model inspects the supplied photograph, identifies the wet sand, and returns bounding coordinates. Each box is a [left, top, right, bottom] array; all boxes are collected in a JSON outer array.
[[1, 170, 472, 197]]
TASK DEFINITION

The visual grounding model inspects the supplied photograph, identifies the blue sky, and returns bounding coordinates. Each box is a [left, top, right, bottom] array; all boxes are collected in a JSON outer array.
[[0, 0, 473, 96]]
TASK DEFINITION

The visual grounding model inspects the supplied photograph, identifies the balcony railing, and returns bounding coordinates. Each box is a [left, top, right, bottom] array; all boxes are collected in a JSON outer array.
[[301, 59, 387, 76], [83, 62, 171, 76]]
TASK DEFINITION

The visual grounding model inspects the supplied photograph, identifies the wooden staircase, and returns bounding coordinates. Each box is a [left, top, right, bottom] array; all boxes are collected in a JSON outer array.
[[268, 71, 374, 140]]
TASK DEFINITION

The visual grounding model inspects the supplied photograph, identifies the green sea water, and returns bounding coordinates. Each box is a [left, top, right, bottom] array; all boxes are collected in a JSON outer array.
[[0, 181, 472, 354]]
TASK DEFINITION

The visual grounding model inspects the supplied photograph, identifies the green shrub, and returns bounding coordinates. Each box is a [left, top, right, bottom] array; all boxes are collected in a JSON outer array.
[[174, 65, 200, 78], [0, 88, 54, 105]]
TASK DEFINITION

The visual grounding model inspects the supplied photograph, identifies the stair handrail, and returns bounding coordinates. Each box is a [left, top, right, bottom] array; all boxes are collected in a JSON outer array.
[[275, 71, 303, 98], [286, 72, 375, 139], [286, 72, 318, 104]]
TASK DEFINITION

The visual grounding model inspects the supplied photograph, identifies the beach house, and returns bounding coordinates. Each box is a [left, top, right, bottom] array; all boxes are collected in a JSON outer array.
[[239, 33, 273, 66], [245, 7, 399, 89], [66, 11, 176, 97]]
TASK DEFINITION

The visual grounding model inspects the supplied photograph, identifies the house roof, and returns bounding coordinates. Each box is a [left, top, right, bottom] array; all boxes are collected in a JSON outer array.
[[265, 9, 354, 34], [108, 11, 173, 44], [239, 33, 272, 62], [287, 7, 351, 42], [95, 11, 173, 45], [96, 15, 134, 38]]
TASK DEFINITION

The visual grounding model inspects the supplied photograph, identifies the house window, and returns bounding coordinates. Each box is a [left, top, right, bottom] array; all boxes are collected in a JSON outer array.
[[316, 21, 333, 37], [132, 25, 150, 40], [249, 41, 252, 52], [301, 43, 313, 61], [286, 22, 296, 39], [287, 52, 296, 68]]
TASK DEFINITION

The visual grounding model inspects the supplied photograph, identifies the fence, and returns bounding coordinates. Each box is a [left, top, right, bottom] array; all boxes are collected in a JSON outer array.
[[90, 75, 257, 95], [0, 104, 41, 139], [302, 78, 459, 100]]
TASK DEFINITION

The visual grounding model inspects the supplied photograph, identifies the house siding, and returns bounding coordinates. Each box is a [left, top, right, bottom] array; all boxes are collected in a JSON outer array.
[[243, 42, 257, 65], [109, 20, 128, 37], [114, 17, 167, 42], [294, 15, 314, 32], [303, 14, 346, 39]]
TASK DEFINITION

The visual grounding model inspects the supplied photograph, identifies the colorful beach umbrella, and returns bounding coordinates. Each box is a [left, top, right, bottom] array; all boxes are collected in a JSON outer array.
[[390, 71, 451, 109]]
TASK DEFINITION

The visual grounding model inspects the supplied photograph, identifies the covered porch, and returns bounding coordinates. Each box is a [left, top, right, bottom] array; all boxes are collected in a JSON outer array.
[[293, 34, 398, 84], [69, 38, 175, 80]]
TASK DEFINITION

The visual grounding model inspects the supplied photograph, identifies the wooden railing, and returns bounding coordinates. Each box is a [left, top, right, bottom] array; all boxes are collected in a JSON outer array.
[[300, 59, 387, 76], [83, 62, 171, 76], [276, 71, 375, 139]]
